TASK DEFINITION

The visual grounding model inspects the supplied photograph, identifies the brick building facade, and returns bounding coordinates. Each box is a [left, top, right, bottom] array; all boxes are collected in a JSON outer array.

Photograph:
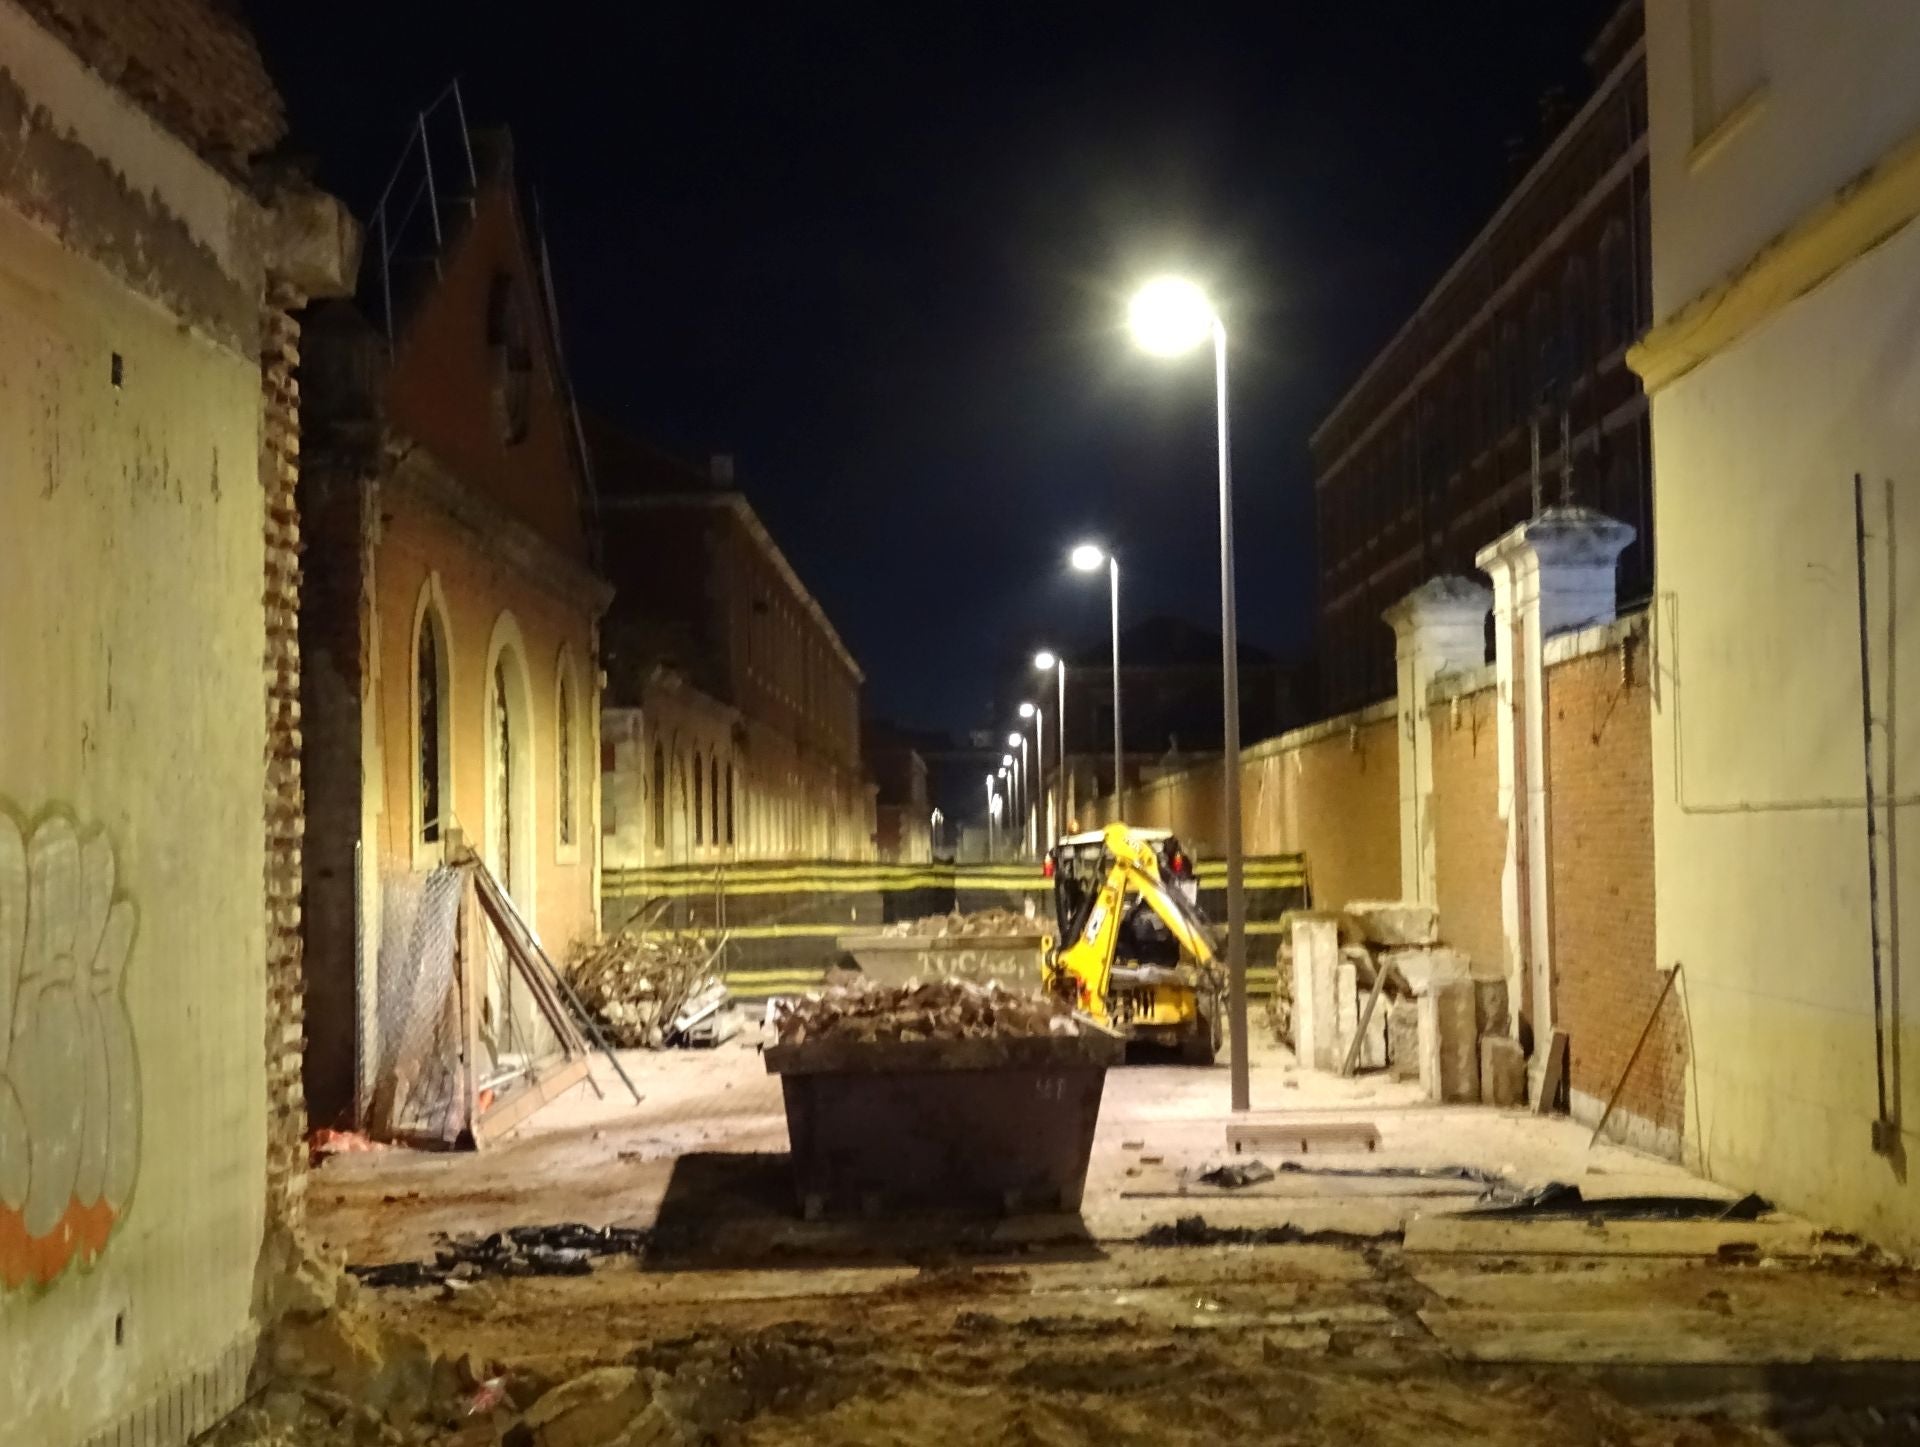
[[299, 127, 609, 1131], [593, 424, 874, 865], [1311, 0, 1653, 711], [0, 1, 356, 1441]]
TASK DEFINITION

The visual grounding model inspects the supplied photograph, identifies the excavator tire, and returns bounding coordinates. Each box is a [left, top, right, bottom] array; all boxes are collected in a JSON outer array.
[[1180, 995, 1223, 1065]]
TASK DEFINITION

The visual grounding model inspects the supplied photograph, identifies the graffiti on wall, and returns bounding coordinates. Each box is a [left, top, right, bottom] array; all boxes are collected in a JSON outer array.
[[0, 811, 140, 1287]]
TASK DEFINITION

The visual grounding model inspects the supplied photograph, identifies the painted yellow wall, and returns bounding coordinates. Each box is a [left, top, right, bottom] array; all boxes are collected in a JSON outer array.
[[0, 203, 268, 1439]]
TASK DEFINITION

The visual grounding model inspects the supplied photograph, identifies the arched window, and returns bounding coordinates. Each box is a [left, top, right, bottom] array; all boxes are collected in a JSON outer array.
[[693, 753, 706, 846], [710, 756, 722, 846], [652, 743, 667, 849], [417, 610, 446, 845], [556, 665, 576, 849]]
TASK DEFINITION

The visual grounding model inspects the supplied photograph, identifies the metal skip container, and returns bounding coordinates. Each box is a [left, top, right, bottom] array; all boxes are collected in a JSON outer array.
[[763, 1032, 1122, 1220]]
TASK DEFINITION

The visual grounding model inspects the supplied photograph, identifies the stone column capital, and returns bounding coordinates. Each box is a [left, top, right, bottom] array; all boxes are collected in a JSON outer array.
[[1382, 574, 1494, 642], [1476, 507, 1636, 637]]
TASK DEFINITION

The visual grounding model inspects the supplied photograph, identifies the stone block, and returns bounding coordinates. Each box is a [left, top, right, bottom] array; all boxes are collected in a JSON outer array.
[[1332, 959, 1388, 1071], [1380, 946, 1469, 996], [1386, 999, 1420, 1081], [1346, 900, 1439, 947], [1417, 978, 1479, 1103], [524, 1366, 658, 1447], [1480, 1035, 1526, 1107], [1290, 917, 1341, 1071]]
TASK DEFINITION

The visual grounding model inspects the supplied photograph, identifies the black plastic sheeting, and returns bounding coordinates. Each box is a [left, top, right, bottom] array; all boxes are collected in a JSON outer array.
[[1466, 1184, 1772, 1222], [348, 1222, 650, 1289]]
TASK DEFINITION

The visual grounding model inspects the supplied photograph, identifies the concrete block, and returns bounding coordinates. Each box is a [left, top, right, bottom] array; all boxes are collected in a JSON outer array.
[[1386, 999, 1420, 1080], [1417, 978, 1480, 1103], [1380, 946, 1469, 996], [1480, 1035, 1526, 1107], [1332, 959, 1389, 1072], [1290, 917, 1341, 1071], [1346, 900, 1439, 947]]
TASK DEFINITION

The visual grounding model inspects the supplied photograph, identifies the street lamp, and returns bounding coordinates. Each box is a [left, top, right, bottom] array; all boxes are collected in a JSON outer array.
[[1018, 700, 1046, 850], [1006, 732, 1030, 858], [1033, 650, 1067, 837], [1127, 272, 1249, 1113], [1069, 542, 1123, 821], [983, 773, 998, 862]]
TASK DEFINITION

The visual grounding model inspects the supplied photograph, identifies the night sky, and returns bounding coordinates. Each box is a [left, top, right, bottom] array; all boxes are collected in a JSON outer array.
[[248, 1, 1615, 735]]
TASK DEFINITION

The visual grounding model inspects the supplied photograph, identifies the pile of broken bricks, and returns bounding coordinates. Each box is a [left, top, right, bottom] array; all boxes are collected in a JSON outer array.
[[1287, 901, 1526, 1107]]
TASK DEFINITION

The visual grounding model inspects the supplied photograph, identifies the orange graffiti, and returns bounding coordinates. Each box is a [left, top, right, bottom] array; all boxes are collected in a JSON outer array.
[[0, 1196, 117, 1288]]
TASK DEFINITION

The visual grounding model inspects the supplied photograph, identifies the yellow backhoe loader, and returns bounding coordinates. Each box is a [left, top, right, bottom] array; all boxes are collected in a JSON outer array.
[[1043, 824, 1223, 1064]]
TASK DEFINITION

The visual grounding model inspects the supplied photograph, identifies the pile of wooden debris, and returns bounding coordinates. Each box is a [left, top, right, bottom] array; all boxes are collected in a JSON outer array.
[[567, 930, 729, 1048], [875, 908, 1043, 939], [773, 978, 1075, 1046]]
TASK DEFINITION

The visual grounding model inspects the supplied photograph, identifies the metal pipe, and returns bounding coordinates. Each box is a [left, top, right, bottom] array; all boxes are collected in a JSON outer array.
[[1854, 471, 1894, 1152]]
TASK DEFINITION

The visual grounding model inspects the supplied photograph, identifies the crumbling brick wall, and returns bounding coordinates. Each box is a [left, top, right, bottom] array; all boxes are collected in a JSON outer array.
[[1429, 682, 1505, 978], [262, 284, 308, 1226], [13, 0, 284, 163], [1545, 624, 1684, 1150]]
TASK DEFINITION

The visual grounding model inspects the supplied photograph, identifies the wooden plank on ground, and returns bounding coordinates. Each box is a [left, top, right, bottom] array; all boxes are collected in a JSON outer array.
[[1226, 1120, 1380, 1156], [1420, 1305, 1920, 1366], [1402, 1214, 1822, 1259]]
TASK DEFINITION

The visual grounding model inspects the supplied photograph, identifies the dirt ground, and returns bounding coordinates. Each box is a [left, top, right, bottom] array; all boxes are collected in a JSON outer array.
[[247, 1021, 1920, 1446]]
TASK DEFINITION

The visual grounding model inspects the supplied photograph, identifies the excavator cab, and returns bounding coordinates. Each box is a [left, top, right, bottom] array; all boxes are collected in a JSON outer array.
[[1044, 824, 1223, 1063]]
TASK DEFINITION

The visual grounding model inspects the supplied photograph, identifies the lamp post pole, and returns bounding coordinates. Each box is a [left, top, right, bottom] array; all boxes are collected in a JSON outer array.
[[1211, 315, 1249, 1114], [1033, 705, 1047, 847], [1124, 274, 1248, 1113], [984, 774, 996, 862], [1106, 556, 1123, 821]]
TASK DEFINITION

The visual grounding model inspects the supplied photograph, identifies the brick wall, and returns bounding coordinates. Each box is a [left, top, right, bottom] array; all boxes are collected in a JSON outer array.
[[15, 0, 285, 162], [1429, 681, 1506, 977], [1545, 626, 1683, 1146], [261, 285, 308, 1227], [1267, 711, 1400, 910]]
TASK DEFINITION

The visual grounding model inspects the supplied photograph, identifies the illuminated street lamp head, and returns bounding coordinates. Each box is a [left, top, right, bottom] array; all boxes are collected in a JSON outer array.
[[1033, 649, 1057, 671], [1001, 755, 1013, 769], [1128, 275, 1215, 357], [1008, 732, 1023, 749], [1018, 702, 1035, 719], [1069, 542, 1107, 573]]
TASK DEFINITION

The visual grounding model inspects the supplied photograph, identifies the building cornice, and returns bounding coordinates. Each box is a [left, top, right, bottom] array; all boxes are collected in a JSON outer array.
[[388, 442, 614, 616], [1629, 121, 1920, 394]]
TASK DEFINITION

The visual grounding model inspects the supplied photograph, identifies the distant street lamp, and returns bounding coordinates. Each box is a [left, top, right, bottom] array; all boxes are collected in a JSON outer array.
[[1007, 732, 1030, 857], [984, 773, 998, 862], [1069, 543, 1123, 819], [1018, 700, 1047, 849], [1033, 650, 1067, 836], [1127, 273, 1249, 1113]]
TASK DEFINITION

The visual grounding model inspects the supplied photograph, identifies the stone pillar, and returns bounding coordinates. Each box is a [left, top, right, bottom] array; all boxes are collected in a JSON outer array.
[[1383, 576, 1492, 905], [1476, 508, 1634, 1087]]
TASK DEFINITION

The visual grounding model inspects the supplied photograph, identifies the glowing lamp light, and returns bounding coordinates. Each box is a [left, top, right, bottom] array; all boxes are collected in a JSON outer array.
[[1069, 543, 1106, 573], [1018, 701, 1035, 719], [1007, 733, 1022, 749], [1127, 275, 1215, 357], [1033, 650, 1057, 671]]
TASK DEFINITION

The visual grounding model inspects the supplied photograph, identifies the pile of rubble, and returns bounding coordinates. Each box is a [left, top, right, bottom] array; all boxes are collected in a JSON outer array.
[[875, 907, 1043, 939], [1283, 901, 1520, 1105], [773, 978, 1075, 1046], [347, 1223, 650, 1290], [568, 929, 728, 1048]]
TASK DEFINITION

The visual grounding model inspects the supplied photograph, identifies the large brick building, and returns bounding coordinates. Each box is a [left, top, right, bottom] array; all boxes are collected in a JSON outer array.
[[1311, 0, 1653, 710], [0, 1, 355, 1441], [298, 121, 611, 1131], [593, 423, 873, 866]]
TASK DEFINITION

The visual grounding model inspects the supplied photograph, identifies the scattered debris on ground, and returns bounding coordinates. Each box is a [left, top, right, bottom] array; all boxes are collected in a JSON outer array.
[[347, 1223, 652, 1290], [876, 908, 1043, 939], [568, 929, 728, 1048], [1138, 1213, 1402, 1249], [772, 977, 1074, 1045]]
